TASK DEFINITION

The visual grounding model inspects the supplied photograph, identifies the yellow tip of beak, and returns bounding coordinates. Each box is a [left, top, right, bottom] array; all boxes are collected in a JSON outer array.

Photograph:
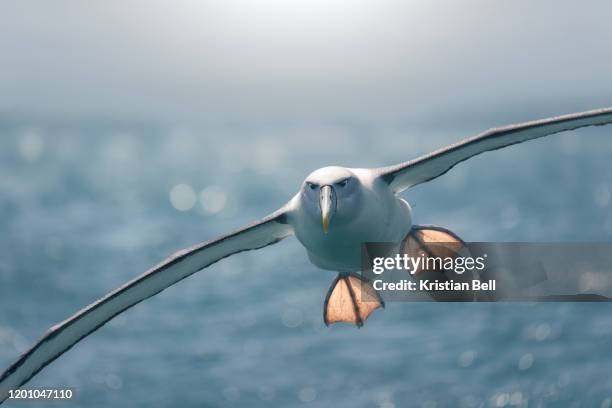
[[323, 216, 330, 234]]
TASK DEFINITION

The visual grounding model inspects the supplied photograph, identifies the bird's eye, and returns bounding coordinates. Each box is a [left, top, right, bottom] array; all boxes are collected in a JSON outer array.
[[337, 178, 349, 187], [306, 182, 318, 190]]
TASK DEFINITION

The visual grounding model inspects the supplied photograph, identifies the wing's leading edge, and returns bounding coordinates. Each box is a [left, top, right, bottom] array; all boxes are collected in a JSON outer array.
[[0, 207, 293, 403], [376, 107, 612, 193]]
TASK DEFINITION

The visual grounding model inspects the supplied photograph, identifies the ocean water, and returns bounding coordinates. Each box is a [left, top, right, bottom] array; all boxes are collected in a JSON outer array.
[[1, 119, 612, 408]]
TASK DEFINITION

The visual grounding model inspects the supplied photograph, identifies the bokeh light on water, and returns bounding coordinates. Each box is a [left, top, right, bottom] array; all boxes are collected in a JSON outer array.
[[169, 183, 197, 211]]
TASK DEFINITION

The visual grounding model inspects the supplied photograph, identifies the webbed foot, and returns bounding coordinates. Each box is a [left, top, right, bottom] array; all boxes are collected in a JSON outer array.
[[323, 273, 384, 327]]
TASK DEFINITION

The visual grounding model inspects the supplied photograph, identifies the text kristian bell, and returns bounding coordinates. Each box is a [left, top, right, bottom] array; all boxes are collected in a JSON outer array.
[[373, 279, 496, 292]]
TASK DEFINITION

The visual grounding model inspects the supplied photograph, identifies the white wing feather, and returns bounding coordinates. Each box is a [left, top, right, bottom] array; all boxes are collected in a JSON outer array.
[[376, 107, 612, 193], [0, 207, 293, 402]]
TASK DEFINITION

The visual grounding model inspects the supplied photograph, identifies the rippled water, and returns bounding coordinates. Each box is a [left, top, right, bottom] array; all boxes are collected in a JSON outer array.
[[1, 120, 612, 407]]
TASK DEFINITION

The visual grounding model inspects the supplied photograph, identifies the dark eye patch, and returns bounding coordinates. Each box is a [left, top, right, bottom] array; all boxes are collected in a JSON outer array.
[[306, 182, 318, 189], [337, 178, 349, 187]]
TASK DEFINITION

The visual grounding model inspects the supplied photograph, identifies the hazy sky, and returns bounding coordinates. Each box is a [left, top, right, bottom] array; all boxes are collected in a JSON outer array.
[[1, 0, 611, 126]]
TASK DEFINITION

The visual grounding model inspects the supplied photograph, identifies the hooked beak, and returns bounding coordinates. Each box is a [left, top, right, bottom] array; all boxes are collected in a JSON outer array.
[[320, 185, 336, 234]]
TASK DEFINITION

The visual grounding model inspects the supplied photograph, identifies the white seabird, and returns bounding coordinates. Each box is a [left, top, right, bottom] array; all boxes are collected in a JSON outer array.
[[1, 107, 612, 401]]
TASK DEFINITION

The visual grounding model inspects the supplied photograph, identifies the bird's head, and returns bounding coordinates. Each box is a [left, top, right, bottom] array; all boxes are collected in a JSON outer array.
[[300, 166, 362, 234]]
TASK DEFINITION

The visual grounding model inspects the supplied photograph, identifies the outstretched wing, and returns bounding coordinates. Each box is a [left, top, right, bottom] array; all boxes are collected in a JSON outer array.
[[375, 107, 612, 193], [0, 207, 293, 402]]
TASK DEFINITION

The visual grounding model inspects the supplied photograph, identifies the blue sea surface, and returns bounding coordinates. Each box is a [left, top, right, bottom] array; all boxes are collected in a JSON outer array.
[[1, 121, 612, 407]]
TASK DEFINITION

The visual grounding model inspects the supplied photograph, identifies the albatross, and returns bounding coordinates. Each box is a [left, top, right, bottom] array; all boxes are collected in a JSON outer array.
[[1, 107, 612, 401]]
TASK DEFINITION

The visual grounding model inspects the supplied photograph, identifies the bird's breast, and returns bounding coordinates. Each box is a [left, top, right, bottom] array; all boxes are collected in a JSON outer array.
[[293, 196, 412, 272]]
